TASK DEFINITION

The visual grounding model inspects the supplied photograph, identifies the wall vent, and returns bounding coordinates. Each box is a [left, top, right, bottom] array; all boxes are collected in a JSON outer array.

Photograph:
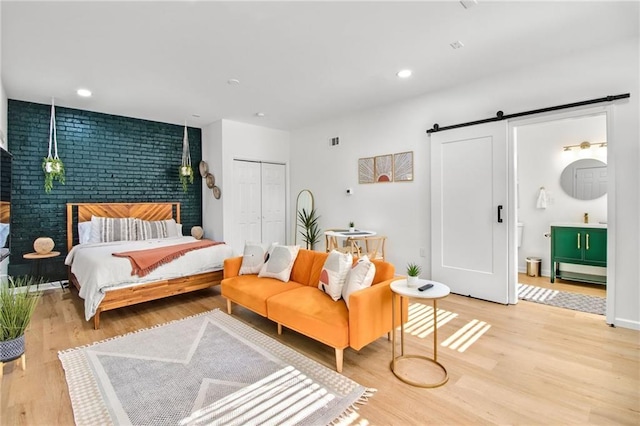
[[330, 136, 340, 146]]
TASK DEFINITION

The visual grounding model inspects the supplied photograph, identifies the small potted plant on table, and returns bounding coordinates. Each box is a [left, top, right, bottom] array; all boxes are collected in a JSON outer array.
[[348, 221, 355, 233], [406, 262, 421, 288]]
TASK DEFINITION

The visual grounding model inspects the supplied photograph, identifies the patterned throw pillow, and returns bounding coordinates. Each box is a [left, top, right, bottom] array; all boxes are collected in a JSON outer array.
[[341, 256, 376, 309], [91, 216, 138, 243], [258, 245, 300, 282], [318, 250, 353, 301], [137, 219, 169, 240], [239, 242, 274, 275]]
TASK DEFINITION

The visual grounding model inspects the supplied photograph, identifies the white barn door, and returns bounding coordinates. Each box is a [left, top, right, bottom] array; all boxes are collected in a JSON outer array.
[[431, 121, 509, 304]]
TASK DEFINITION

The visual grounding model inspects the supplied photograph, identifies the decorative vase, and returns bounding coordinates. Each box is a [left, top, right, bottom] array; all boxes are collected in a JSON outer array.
[[407, 276, 419, 288], [0, 334, 25, 362], [190, 226, 204, 240], [349, 227, 355, 233], [34, 237, 55, 254]]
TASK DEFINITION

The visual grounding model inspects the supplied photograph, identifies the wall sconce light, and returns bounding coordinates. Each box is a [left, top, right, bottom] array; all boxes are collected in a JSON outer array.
[[562, 140, 607, 152]]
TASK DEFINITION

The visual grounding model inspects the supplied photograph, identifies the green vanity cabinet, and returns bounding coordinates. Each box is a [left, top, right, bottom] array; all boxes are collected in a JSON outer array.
[[551, 225, 607, 284]]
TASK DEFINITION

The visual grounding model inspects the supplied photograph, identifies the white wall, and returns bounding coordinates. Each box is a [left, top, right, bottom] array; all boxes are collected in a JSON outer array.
[[201, 119, 290, 255], [291, 37, 639, 329], [517, 114, 608, 275]]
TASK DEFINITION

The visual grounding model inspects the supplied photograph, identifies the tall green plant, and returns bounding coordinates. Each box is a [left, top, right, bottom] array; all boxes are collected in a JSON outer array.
[[297, 208, 321, 250], [0, 276, 42, 341]]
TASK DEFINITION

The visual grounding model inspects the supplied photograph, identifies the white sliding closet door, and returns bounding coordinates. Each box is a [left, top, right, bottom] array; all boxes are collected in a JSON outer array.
[[231, 160, 286, 252], [431, 121, 509, 304]]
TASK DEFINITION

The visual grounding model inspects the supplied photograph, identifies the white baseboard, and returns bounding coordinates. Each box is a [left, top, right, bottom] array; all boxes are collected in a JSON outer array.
[[612, 317, 640, 330]]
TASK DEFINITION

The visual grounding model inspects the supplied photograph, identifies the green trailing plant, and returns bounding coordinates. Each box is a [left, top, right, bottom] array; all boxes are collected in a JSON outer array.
[[0, 276, 42, 341], [42, 157, 65, 194], [179, 165, 194, 192], [406, 262, 421, 278], [298, 207, 321, 250]]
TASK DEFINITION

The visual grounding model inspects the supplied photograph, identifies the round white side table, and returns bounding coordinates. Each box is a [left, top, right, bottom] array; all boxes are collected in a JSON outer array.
[[390, 278, 450, 388]]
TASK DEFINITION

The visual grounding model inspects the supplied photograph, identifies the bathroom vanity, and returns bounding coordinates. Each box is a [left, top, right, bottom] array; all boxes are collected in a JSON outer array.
[[550, 223, 607, 285]]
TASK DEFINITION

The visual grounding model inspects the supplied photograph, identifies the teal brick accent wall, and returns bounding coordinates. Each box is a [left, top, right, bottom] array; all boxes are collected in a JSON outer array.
[[7, 100, 202, 279]]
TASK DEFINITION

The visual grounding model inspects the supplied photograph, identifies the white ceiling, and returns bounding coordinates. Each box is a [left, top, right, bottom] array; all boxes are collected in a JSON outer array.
[[2, 1, 638, 130]]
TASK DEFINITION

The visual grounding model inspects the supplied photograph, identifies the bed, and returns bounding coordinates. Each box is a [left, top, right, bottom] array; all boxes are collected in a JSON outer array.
[[65, 202, 234, 329]]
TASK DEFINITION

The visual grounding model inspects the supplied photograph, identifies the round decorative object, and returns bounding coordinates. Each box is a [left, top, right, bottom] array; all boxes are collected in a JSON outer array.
[[205, 173, 215, 189], [33, 237, 55, 254], [212, 185, 221, 199], [0, 334, 25, 362], [191, 226, 204, 240], [199, 161, 209, 178]]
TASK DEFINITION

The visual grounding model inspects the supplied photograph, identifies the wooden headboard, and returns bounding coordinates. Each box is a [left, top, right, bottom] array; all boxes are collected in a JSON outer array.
[[0, 201, 9, 224], [66, 202, 181, 251]]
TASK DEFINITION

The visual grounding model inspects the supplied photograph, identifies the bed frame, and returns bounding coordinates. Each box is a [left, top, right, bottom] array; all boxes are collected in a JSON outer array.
[[66, 202, 223, 329], [0, 201, 9, 224]]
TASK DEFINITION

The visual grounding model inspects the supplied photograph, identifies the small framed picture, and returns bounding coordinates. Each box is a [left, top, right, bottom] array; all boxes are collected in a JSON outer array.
[[393, 151, 414, 182], [358, 157, 375, 184], [374, 154, 393, 182]]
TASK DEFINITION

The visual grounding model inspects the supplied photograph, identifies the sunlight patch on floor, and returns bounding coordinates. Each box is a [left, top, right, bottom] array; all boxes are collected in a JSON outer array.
[[403, 303, 458, 338], [441, 319, 491, 352]]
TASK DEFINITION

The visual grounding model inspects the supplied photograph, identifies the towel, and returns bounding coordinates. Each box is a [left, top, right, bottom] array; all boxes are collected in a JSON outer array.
[[536, 188, 548, 209]]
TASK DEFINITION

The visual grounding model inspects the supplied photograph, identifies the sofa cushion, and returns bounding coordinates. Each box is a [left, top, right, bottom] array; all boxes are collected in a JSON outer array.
[[267, 286, 349, 349], [258, 245, 300, 282], [318, 250, 352, 301], [342, 256, 376, 309], [221, 275, 304, 317], [239, 242, 273, 275], [289, 249, 328, 287]]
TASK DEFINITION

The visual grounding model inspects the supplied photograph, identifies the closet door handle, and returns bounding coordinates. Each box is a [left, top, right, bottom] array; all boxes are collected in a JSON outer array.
[[577, 233, 581, 249], [497, 205, 503, 223], [586, 233, 590, 250]]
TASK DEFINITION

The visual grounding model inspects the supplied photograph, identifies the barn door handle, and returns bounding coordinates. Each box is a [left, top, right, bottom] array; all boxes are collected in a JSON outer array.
[[497, 205, 503, 223]]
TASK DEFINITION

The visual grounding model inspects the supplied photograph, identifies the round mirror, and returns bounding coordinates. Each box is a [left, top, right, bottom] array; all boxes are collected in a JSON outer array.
[[295, 190, 314, 245], [559, 159, 607, 200]]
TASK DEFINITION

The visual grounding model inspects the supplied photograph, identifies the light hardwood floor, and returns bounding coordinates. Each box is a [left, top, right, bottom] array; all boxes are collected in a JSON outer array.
[[1, 283, 638, 425]]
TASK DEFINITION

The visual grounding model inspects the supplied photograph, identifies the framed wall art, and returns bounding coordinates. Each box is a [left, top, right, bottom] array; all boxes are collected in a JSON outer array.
[[393, 151, 414, 182], [358, 157, 375, 184], [374, 154, 392, 182]]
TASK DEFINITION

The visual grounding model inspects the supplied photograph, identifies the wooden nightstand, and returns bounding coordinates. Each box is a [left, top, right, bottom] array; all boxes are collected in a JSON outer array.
[[23, 251, 61, 284]]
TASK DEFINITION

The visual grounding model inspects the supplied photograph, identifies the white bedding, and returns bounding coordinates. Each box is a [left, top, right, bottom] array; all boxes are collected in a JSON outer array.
[[65, 236, 234, 321]]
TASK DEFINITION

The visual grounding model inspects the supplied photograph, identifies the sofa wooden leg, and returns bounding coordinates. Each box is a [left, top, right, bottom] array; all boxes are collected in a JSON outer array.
[[277, 323, 282, 335], [94, 310, 101, 330], [387, 331, 391, 341], [226, 299, 232, 315], [335, 348, 344, 373]]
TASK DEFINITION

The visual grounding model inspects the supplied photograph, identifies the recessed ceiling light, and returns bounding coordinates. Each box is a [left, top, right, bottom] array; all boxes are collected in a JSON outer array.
[[256, 112, 265, 117], [192, 114, 201, 118], [450, 41, 465, 49], [76, 88, 92, 97], [396, 69, 412, 78], [227, 79, 240, 85]]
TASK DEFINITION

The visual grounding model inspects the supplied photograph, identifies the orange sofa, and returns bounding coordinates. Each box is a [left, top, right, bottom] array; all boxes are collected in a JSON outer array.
[[221, 249, 406, 372]]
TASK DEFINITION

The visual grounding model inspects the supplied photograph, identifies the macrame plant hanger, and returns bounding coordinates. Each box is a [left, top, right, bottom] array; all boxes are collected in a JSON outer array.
[[179, 121, 193, 192], [43, 98, 65, 193]]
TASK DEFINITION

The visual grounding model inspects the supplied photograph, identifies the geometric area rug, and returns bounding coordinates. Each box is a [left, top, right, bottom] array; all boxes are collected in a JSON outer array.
[[58, 309, 374, 426], [517, 283, 605, 316]]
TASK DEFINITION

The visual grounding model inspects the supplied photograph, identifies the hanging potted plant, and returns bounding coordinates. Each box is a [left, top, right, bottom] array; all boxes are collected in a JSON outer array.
[[297, 207, 321, 250], [0, 276, 41, 365], [42, 99, 65, 193], [179, 122, 193, 192]]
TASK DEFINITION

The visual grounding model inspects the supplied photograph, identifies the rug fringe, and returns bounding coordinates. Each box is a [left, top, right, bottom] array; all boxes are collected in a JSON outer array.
[[58, 308, 221, 356], [328, 388, 377, 425]]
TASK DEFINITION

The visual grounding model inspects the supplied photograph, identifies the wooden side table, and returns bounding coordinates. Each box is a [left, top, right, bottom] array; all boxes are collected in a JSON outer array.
[[23, 251, 61, 281], [390, 278, 450, 388]]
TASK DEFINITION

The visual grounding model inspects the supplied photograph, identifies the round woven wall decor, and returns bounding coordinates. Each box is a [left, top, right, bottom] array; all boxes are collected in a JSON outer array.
[[34, 237, 55, 254]]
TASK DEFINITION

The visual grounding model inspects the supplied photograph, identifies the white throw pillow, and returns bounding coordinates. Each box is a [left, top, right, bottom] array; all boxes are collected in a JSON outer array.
[[239, 242, 273, 275], [78, 221, 92, 244], [258, 245, 300, 282], [164, 219, 179, 237], [342, 256, 376, 309], [318, 250, 353, 301], [137, 219, 169, 240]]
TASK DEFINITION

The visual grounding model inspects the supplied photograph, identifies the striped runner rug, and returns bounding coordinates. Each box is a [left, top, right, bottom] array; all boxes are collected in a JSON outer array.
[[517, 283, 605, 315]]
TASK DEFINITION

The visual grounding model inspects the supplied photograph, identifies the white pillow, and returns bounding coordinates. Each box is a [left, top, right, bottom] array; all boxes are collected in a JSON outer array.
[[258, 245, 300, 282], [137, 219, 169, 240], [165, 219, 179, 237], [342, 256, 376, 309], [78, 221, 92, 244], [0, 223, 9, 247], [318, 250, 353, 301], [240, 242, 274, 275]]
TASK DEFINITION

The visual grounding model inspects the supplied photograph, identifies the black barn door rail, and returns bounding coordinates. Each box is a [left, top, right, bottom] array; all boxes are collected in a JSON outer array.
[[426, 93, 630, 134]]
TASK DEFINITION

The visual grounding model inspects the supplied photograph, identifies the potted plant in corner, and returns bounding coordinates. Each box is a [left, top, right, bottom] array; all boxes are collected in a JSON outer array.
[[297, 207, 321, 250], [0, 276, 41, 367], [406, 262, 421, 288]]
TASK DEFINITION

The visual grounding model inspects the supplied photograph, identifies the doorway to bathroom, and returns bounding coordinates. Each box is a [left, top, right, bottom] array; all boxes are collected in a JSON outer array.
[[512, 108, 609, 312]]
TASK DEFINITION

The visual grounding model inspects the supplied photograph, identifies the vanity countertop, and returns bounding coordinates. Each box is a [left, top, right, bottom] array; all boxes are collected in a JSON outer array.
[[550, 222, 607, 229]]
